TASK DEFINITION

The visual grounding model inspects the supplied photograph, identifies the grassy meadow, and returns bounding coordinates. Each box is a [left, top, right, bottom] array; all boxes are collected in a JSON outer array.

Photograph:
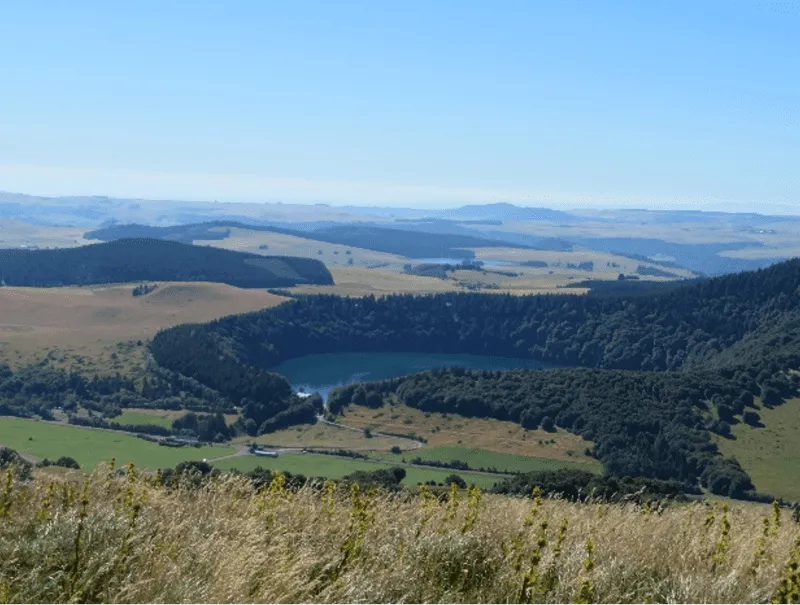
[[214, 452, 501, 489], [371, 445, 601, 475], [340, 403, 598, 463], [716, 398, 800, 502], [0, 282, 286, 373], [0, 417, 233, 469], [0, 466, 799, 603], [235, 421, 411, 450], [113, 409, 176, 429]]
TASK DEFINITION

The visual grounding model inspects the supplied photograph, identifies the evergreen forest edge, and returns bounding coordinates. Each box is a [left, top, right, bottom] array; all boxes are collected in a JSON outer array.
[[143, 257, 800, 500], [2, 257, 800, 500]]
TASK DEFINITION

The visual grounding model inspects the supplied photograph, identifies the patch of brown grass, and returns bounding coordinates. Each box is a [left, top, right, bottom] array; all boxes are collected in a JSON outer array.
[[0, 466, 796, 603], [195, 227, 405, 268], [288, 266, 461, 296], [0, 283, 286, 373], [341, 404, 596, 463], [233, 422, 411, 451]]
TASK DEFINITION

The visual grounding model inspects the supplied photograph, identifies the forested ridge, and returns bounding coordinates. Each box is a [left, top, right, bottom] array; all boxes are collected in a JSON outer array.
[[85, 221, 531, 259], [150, 258, 800, 498], [327, 368, 790, 498], [0, 238, 333, 288]]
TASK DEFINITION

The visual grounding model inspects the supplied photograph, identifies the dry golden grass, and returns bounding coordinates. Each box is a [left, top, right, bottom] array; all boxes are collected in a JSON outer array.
[[341, 404, 596, 463], [288, 266, 462, 296], [473, 247, 696, 280], [0, 465, 798, 603], [288, 266, 594, 297], [721, 246, 800, 260], [0, 220, 90, 249], [496, 219, 781, 247], [234, 422, 411, 451], [195, 227, 406, 268], [0, 283, 286, 373]]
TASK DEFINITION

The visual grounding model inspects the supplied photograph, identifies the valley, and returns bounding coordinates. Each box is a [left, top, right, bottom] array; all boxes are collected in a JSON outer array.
[[5, 4, 800, 600], [1, 209, 800, 500]]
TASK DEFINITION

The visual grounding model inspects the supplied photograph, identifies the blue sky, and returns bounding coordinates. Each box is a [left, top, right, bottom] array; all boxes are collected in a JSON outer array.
[[0, 0, 798, 212]]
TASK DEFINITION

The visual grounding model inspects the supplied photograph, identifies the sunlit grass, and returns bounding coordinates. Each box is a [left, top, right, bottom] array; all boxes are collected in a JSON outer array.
[[0, 463, 797, 603], [0, 418, 233, 469]]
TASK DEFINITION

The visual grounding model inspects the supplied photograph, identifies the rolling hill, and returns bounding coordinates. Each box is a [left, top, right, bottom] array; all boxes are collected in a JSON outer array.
[[86, 221, 534, 259], [0, 238, 333, 288], [150, 258, 800, 499], [436, 202, 579, 223]]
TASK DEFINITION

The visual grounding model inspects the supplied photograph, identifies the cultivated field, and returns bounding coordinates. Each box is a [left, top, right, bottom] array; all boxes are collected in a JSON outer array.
[[0, 417, 234, 469], [114, 410, 175, 428], [716, 398, 800, 502], [114, 408, 240, 428], [286, 265, 596, 297], [340, 404, 598, 464], [190, 225, 693, 297], [287, 266, 463, 296], [494, 216, 800, 248], [472, 247, 694, 278], [281, 249, 689, 297], [370, 445, 600, 475], [214, 452, 501, 488], [235, 421, 410, 451], [194, 226, 406, 268], [0, 219, 90, 249], [721, 245, 800, 260], [0, 282, 286, 372]]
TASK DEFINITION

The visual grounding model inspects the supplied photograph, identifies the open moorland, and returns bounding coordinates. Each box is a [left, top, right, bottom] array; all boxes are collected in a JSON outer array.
[[0, 282, 286, 372], [237, 421, 412, 451], [340, 403, 598, 463]]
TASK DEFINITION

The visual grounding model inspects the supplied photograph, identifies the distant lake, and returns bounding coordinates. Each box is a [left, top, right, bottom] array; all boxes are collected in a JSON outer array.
[[271, 352, 555, 401], [411, 257, 517, 267]]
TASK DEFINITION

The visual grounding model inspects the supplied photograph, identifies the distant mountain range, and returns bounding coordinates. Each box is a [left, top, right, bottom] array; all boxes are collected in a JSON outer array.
[[86, 222, 536, 259], [4, 190, 799, 227], [435, 202, 579, 223], [2, 191, 798, 277]]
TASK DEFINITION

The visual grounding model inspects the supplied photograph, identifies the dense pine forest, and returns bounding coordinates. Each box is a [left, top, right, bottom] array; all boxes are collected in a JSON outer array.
[[0, 238, 333, 287], [153, 257, 800, 372], [149, 258, 800, 499]]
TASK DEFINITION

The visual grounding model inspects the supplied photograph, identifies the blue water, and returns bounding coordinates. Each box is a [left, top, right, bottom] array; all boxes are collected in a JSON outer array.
[[271, 352, 554, 401]]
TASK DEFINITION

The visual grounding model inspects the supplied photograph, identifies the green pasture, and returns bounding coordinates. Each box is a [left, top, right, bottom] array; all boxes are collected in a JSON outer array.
[[113, 410, 174, 428], [716, 398, 800, 501], [214, 453, 500, 488], [371, 445, 601, 474], [0, 417, 233, 470]]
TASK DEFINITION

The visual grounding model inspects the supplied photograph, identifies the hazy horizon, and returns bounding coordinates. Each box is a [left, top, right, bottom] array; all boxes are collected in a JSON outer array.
[[3, 178, 799, 218], [2, 1, 798, 215]]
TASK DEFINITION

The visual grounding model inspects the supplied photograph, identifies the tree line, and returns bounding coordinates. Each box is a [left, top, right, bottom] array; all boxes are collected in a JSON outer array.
[[0, 238, 333, 288], [327, 366, 797, 499], [143, 257, 800, 496]]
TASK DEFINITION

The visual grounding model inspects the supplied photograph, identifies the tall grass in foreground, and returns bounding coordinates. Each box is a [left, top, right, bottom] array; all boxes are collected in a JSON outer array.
[[0, 466, 799, 603]]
